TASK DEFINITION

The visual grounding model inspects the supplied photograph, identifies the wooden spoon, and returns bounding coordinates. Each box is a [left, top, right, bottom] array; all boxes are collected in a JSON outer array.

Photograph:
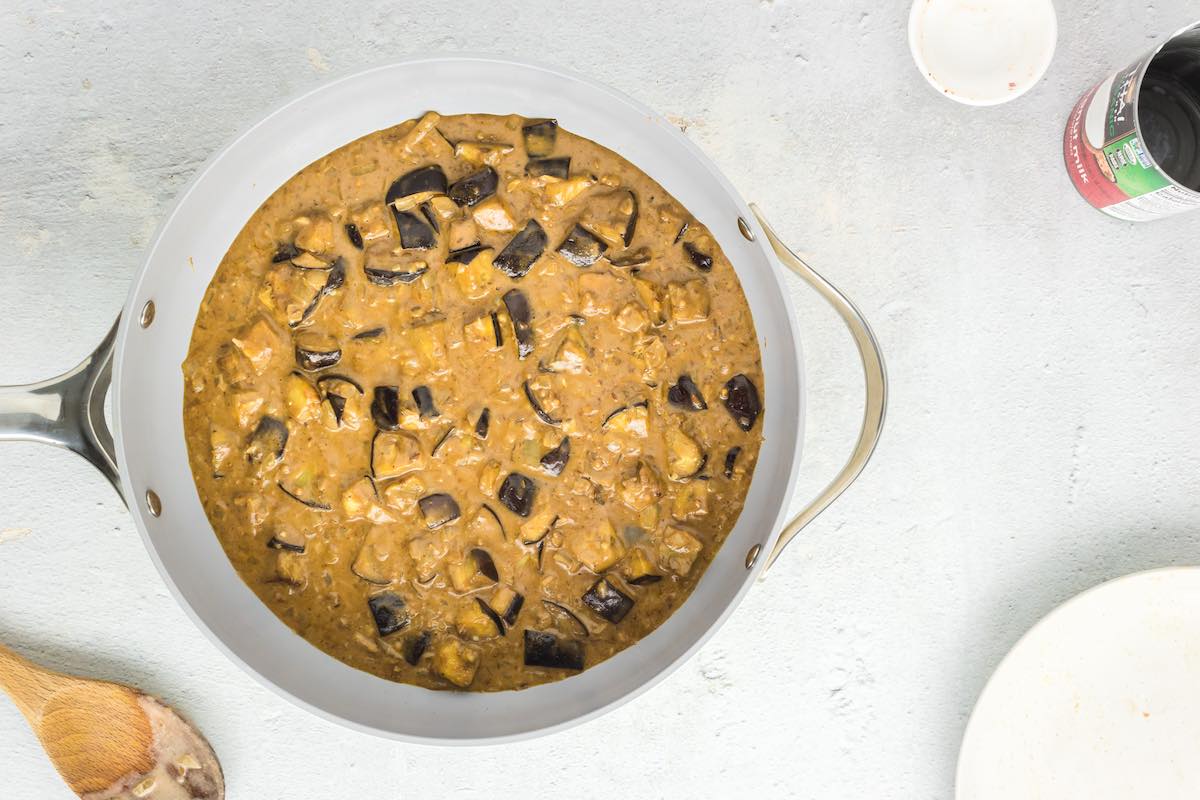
[[0, 642, 223, 799]]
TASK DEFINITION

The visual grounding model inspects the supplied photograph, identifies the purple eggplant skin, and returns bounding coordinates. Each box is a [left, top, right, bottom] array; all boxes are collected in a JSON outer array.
[[622, 190, 638, 247], [542, 599, 589, 638], [556, 224, 608, 268], [353, 326, 385, 340], [418, 493, 461, 529], [683, 241, 713, 272], [474, 407, 491, 439], [446, 243, 491, 265], [371, 386, 402, 430], [523, 629, 584, 670], [273, 242, 301, 263], [667, 374, 708, 411], [525, 157, 570, 178], [628, 574, 663, 586], [673, 220, 690, 245], [469, 548, 500, 583], [496, 592, 525, 626], [494, 220, 548, 280], [266, 535, 305, 553], [345, 223, 364, 249], [498, 472, 536, 517], [364, 263, 429, 286], [385, 165, 447, 205], [403, 631, 432, 665], [606, 246, 651, 268], [292, 257, 345, 328], [582, 578, 635, 624], [391, 210, 438, 250], [502, 289, 535, 359], [475, 597, 508, 637], [276, 482, 332, 511], [412, 385, 440, 418], [447, 166, 498, 207], [521, 119, 558, 158], [540, 437, 570, 477], [430, 426, 455, 457], [723, 446, 742, 479], [523, 380, 561, 426], [723, 374, 761, 431], [247, 416, 288, 466], [368, 592, 410, 637], [490, 311, 504, 348], [294, 343, 342, 372]]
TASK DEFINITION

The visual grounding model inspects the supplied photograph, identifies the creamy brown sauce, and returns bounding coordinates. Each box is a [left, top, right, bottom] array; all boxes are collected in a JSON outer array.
[[182, 112, 764, 691]]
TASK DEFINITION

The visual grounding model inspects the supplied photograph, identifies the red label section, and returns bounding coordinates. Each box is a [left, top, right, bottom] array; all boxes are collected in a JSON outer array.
[[1063, 83, 1130, 209]]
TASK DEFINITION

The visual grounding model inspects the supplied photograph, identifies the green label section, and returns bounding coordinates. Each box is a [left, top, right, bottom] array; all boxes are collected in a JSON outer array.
[[1104, 133, 1170, 197]]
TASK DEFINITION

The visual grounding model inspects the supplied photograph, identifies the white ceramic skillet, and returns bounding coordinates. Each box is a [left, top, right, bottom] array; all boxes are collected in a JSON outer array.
[[0, 57, 886, 744]]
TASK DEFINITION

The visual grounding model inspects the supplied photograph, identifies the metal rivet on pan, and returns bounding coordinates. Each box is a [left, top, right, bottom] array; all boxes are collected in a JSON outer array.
[[146, 489, 162, 517], [139, 300, 156, 328], [745, 543, 762, 569], [737, 217, 755, 242]]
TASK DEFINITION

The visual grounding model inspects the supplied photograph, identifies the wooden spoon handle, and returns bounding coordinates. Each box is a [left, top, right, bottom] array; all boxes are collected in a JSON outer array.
[[0, 642, 71, 723]]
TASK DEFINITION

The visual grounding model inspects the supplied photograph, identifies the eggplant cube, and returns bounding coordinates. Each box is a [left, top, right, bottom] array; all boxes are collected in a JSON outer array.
[[368, 592, 410, 637], [556, 224, 608, 268], [722, 374, 761, 432], [498, 472, 537, 517], [582, 578, 635, 624], [523, 630, 584, 671], [418, 493, 461, 529], [433, 638, 481, 688], [494, 220, 548, 280]]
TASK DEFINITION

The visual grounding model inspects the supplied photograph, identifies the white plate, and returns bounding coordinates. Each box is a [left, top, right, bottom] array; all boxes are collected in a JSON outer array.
[[957, 567, 1200, 798]]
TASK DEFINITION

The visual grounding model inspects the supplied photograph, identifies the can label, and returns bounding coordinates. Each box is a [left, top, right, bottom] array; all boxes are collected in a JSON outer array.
[[1063, 23, 1200, 221]]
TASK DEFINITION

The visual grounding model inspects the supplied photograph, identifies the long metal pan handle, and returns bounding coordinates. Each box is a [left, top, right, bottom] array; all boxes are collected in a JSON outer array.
[[750, 205, 887, 571], [0, 318, 124, 504]]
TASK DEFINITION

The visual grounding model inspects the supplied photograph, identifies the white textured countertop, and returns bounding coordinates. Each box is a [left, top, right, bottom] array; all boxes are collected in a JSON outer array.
[[2, 2, 1199, 797]]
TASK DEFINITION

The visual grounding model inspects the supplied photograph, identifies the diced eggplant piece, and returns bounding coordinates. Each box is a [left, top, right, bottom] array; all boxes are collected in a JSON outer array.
[[266, 532, 305, 553], [345, 223, 364, 250], [294, 334, 341, 372], [621, 190, 638, 247], [623, 548, 663, 585], [353, 326, 385, 340], [602, 402, 649, 437], [494, 221, 547, 280], [523, 629, 584, 671], [371, 386, 402, 430], [371, 430, 424, 480], [498, 472, 536, 517], [317, 374, 364, 428], [276, 481, 332, 511], [542, 600, 589, 638], [352, 525, 403, 584], [665, 427, 705, 480], [272, 242, 301, 263], [418, 493, 461, 529], [490, 311, 505, 348], [502, 289, 535, 358], [723, 446, 742, 479], [368, 592, 409, 637], [446, 243, 491, 265], [468, 596, 507, 637], [723, 374, 761, 431], [540, 437, 570, 477], [364, 262, 429, 286], [667, 374, 708, 411], [607, 246, 651, 268], [521, 119, 558, 158], [412, 385, 439, 418], [454, 140, 514, 165], [403, 631, 432, 666], [431, 426, 456, 457], [673, 220, 690, 245], [490, 587, 525, 626], [523, 380, 561, 426], [582, 578, 634, 624], [519, 510, 558, 544], [420, 201, 441, 233], [683, 241, 713, 272], [385, 165, 447, 207], [478, 504, 506, 540], [447, 166, 498, 207], [392, 210, 438, 250], [556, 224, 608, 268], [659, 526, 703, 576], [525, 157, 570, 178], [474, 407, 490, 439], [469, 548, 499, 582], [246, 416, 288, 467], [291, 257, 346, 328], [565, 518, 627, 572], [432, 638, 481, 688]]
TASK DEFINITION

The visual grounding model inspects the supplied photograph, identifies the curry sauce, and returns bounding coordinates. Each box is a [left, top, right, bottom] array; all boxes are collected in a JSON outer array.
[[182, 112, 764, 691]]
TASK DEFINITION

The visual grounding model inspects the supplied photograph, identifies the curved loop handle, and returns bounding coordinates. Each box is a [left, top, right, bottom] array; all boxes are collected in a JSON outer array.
[[750, 205, 887, 571], [0, 318, 124, 505]]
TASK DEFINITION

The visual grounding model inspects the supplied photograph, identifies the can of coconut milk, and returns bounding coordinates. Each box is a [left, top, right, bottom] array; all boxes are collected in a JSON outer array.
[[1064, 21, 1200, 221]]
